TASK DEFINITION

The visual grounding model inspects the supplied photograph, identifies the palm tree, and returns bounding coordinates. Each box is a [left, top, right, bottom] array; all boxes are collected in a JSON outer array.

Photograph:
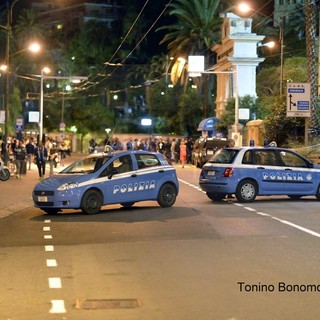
[[304, 0, 318, 134], [13, 9, 45, 49], [158, 0, 222, 81]]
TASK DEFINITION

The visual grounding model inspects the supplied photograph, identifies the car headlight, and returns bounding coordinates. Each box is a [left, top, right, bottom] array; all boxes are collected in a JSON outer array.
[[57, 182, 79, 191]]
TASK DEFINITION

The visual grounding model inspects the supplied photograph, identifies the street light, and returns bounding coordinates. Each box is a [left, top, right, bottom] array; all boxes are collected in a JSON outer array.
[[188, 56, 239, 134], [39, 71, 88, 142], [39, 67, 50, 143], [0, 0, 21, 143], [238, 3, 285, 94]]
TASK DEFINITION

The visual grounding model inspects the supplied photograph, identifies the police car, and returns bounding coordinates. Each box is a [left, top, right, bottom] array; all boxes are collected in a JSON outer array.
[[199, 147, 320, 203], [33, 150, 179, 214]]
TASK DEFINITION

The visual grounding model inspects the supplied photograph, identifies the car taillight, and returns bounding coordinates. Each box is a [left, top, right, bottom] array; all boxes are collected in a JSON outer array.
[[223, 168, 234, 177]]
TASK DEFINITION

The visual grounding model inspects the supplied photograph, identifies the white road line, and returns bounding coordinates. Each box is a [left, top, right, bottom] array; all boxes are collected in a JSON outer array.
[[179, 179, 320, 238], [45, 245, 54, 251], [49, 300, 66, 313], [49, 277, 62, 289], [271, 216, 320, 238], [44, 219, 51, 223], [43, 226, 51, 231], [46, 259, 57, 267], [244, 207, 256, 212], [44, 235, 53, 239]]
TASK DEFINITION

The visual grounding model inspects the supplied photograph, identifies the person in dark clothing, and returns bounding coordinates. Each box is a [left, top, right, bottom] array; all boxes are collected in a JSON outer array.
[[13, 140, 27, 178], [34, 143, 48, 179], [26, 138, 35, 170]]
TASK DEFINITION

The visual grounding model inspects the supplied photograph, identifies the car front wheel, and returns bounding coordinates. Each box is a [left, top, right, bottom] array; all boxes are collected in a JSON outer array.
[[236, 179, 257, 203], [157, 183, 177, 207], [315, 185, 320, 200], [81, 189, 103, 214]]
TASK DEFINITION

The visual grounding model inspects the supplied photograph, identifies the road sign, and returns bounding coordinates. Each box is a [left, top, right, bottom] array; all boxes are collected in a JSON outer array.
[[287, 83, 310, 117], [15, 118, 24, 130]]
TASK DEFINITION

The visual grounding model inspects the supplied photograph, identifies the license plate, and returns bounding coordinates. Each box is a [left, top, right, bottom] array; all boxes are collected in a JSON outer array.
[[207, 171, 215, 176], [38, 196, 48, 202], [207, 150, 213, 155]]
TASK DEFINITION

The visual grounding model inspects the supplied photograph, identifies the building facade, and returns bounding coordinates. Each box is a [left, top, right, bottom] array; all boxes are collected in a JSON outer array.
[[211, 13, 265, 119]]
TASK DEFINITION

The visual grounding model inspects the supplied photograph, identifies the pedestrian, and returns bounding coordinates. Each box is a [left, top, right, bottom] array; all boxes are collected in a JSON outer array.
[[48, 142, 59, 175], [13, 140, 27, 179], [26, 138, 35, 170], [34, 143, 48, 179], [179, 139, 187, 168]]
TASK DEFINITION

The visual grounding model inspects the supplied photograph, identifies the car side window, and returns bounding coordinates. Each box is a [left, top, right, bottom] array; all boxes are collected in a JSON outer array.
[[116, 155, 133, 173], [242, 151, 253, 164], [254, 150, 278, 166], [135, 154, 161, 169], [100, 155, 133, 177], [278, 151, 308, 168]]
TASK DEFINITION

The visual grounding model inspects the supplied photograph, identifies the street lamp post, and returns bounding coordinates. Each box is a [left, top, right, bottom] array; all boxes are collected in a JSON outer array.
[[39, 72, 87, 142], [238, 3, 284, 95], [2, 0, 20, 143], [188, 56, 239, 133]]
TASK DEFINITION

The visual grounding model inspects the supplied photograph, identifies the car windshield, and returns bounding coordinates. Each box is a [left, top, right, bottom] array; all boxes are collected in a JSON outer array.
[[207, 148, 238, 164], [59, 155, 112, 174]]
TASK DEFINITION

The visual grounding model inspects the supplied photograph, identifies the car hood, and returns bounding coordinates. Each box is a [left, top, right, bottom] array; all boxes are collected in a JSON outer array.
[[34, 173, 93, 190]]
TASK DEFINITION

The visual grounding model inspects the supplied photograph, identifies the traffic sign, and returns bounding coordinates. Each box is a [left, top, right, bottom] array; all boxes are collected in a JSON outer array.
[[15, 118, 24, 130], [286, 83, 310, 117]]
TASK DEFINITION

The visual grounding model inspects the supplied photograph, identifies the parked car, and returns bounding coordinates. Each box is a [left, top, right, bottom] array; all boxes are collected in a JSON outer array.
[[199, 146, 320, 202], [33, 150, 179, 214], [192, 137, 228, 168]]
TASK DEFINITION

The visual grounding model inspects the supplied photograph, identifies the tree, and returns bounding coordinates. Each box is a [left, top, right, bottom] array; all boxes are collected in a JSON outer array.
[[304, 0, 318, 133], [147, 79, 204, 135], [263, 96, 304, 146]]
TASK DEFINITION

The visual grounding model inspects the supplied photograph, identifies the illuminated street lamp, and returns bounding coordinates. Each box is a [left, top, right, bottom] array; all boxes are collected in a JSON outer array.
[[39, 70, 88, 142], [238, 2, 285, 94]]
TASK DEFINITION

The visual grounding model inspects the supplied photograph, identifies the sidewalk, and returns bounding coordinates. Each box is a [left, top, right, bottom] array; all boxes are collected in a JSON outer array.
[[0, 153, 84, 219]]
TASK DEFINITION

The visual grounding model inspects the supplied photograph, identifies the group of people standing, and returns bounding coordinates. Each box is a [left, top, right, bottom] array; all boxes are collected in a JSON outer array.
[[0, 136, 71, 179], [124, 136, 194, 167]]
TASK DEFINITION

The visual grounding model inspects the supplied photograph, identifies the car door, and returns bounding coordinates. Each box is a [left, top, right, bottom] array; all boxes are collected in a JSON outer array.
[[277, 149, 317, 194], [252, 149, 285, 194], [99, 154, 140, 204]]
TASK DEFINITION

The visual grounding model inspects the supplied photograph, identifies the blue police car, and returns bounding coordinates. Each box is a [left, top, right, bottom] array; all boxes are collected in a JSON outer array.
[[199, 147, 320, 203], [33, 150, 179, 214]]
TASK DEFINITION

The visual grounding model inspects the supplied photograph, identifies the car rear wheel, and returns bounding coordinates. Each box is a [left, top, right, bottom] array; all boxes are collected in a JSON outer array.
[[236, 179, 257, 203], [157, 183, 177, 207], [81, 189, 103, 214], [206, 192, 226, 201]]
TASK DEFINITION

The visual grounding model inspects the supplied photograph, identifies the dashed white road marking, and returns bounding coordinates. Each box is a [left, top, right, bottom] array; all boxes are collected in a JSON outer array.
[[46, 259, 57, 267], [49, 300, 66, 314], [179, 178, 206, 193], [49, 277, 62, 289], [179, 178, 320, 238], [43, 220, 66, 314]]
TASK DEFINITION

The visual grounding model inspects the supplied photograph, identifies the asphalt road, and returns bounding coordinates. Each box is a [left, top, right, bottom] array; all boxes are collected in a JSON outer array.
[[1, 164, 320, 319]]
